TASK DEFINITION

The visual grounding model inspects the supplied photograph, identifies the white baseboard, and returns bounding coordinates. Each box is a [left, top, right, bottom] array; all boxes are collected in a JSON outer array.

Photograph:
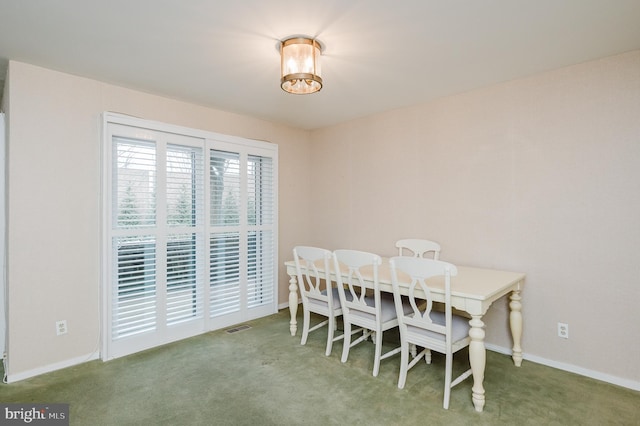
[[6, 351, 100, 383], [485, 343, 640, 392]]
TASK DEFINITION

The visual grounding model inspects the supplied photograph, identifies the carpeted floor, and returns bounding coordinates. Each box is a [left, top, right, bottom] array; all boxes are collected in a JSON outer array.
[[1, 310, 638, 425]]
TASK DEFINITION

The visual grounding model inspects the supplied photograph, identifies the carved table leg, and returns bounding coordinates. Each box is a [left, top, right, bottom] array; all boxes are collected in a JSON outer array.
[[289, 274, 298, 336], [469, 315, 486, 412], [509, 289, 523, 366]]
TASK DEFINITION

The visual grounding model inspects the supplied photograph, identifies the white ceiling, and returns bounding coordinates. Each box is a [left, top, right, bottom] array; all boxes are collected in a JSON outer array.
[[1, 0, 639, 130]]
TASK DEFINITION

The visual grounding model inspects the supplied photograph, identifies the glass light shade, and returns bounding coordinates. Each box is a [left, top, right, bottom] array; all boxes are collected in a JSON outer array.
[[280, 37, 322, 94]]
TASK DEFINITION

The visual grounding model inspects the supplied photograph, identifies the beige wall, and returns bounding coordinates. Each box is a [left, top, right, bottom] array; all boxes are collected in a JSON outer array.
[[4, 61, 312, 379], [309, 50, 640, 386]]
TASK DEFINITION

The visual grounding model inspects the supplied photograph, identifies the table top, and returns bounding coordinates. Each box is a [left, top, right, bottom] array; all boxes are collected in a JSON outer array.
[[285, 258, 525, 315]]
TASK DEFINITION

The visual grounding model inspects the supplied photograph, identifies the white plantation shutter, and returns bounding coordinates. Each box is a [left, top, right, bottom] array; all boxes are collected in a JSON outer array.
[[209, 150, 242, 317], [248, 155, 275, 226], [247, 230, 274, 308], [115, 138, 156, 228], [209, 231, 240, 317], [166, 145, 205, 326], [166, 233, 203, 325], [104, 114, 277, 360], [209, 150, 241, 226], [113, 235, 157, 339], [247, 155, 275, 309], [113, 138, 158, 340], [167, 144, 204, 227]]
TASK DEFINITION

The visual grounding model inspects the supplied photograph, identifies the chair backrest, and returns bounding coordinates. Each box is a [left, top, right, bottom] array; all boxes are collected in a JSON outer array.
[[395, 239, 441, 259], [293, 246, 334, 308], [389, 256, 458, 345], [333, 249, 382, 324]]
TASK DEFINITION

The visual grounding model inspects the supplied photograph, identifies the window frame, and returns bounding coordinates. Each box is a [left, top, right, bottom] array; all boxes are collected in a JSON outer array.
[[101, 113, 278, 360]]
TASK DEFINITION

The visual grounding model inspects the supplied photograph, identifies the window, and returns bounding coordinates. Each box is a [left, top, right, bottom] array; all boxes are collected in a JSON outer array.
[[103, 114, 278, 360]]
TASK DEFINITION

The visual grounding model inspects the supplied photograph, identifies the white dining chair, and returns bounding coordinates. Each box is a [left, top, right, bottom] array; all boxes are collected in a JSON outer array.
[[389, 256, 472, 409], [333, 249, 411, 377], [293, 246, 346, 356], [395, 239, 441, 259], [395, 238, 441, 360]]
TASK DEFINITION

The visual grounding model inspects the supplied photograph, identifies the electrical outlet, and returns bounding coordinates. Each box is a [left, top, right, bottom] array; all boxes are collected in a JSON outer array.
[[557, 322, 569, 339], [56, 320, 68, 336]]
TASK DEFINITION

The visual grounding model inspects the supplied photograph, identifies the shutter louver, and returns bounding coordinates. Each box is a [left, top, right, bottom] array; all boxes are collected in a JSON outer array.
[[210, 150, 240, 226], [166, 234, 203, 325], [248, 155, 274, 226], [209, 232, 241, 317], [247, 230, 274, 308], [167, 145, 204, 227], [113, 236, 157, 339], [115, 138, 156, 228]]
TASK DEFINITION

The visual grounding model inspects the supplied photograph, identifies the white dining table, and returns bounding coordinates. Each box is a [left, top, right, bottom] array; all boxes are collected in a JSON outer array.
[[284, 258, 526, 412]]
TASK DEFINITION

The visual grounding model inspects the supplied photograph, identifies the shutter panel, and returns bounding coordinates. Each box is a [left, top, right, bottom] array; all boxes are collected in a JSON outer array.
[[167, 145, 204, 227], [247, 155, 275, 309], [113, 138, 158, 339], [209, 150, 240, 226], [113, 236, 157, 339], [166, 233, 203, 324], [209, 149, 242, 317], [166, 145, 205, 325], [209, 232, 240, 317], [114, 138, 156, 228], [248, 155, 275, 226], [247, 230, 274, 308], [111, 137, 157, 340]]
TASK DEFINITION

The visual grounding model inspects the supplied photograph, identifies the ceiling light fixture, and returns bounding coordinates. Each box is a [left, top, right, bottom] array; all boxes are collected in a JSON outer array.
[[280, 37, 323, 95]]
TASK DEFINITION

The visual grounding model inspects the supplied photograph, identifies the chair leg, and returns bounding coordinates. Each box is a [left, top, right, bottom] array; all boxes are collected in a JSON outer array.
[[443, 352, 453, 409], [325, 315, 335, 356], [398, 342, 409, 389], [300, 308, 310, 345], [341, 321, 352, 363], [372, 329, 383, 377]]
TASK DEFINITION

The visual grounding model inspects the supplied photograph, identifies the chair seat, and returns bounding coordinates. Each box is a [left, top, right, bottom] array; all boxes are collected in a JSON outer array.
[[308, 288, 344, 309], [350, 294, 412, 323], [406, 311, 470, 343]]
